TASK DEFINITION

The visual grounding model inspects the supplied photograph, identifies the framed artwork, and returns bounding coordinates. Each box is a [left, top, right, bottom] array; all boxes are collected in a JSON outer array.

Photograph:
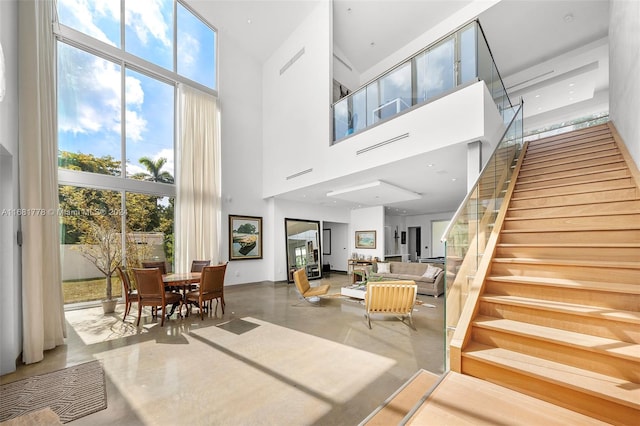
[[322, 229, 331, 255], [229, 215, 263, 260], [355, 230, 376, 249]]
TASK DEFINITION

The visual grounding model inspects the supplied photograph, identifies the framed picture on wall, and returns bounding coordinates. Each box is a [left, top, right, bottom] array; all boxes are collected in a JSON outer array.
[[355, 230, 376, 249], [229, 215, 263, 260]]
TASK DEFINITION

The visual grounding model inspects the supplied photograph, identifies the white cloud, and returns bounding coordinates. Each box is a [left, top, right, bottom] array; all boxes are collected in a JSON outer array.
[[58, 0, 118, 46], [154, 148, 175, 177], [59, 50, 147, 143], [177, 32, 200, 69], [125, 0, 171, 47]]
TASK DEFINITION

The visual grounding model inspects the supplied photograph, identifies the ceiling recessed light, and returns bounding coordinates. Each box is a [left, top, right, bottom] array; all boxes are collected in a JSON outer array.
[[370, 42, 375, 47], [451, 178, 457, 182], [247, 18, 252, 24], [427, 163, 434, 167], [569, 90, 575, 94], [534, 94, 541, 98], [563, 13, 574, 23], [569, 82, 575, 87], [537, 107, 542, 111]]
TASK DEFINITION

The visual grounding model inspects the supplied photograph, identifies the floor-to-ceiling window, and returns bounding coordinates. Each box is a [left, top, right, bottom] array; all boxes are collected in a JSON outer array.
[[55, 0, 216, 304]]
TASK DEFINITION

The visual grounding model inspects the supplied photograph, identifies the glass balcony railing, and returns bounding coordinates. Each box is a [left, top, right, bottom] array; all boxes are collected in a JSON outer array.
[[332, 20, 512, 143], [441, 102, 523, 370]]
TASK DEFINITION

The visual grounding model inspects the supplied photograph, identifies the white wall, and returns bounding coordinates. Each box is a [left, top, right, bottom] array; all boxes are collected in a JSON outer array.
[[265, 81, 503, 199], [406, 211, 456, 259], [609, 0, 640, 168], [262, 1, 332, 199], [0, 0, 21, 375], [384, 214, 407, 258], [350, 206, 385, 261], [218, 27, 270, 286]]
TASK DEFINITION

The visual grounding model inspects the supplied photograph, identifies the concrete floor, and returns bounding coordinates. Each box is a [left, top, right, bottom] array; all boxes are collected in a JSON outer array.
[[1, 273, 445, 425]]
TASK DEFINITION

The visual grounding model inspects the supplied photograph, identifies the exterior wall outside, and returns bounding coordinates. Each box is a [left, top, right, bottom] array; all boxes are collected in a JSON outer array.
[[609, 0, 640, 168], [0, 0, 21, 375]]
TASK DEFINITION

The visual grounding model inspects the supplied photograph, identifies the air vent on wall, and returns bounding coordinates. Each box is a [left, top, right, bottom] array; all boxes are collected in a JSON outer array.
[[280, 47, 305, 75], [286, 168, 313, 180], [356, 133, 409, 155]]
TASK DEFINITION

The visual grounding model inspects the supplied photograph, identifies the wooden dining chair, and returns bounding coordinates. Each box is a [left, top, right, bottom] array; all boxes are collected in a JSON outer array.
[[132, 268, 182, 327], [190, 260, 211, 272], [185, 263, 227, 319], [141, 260, 167, 274], [116, 266, 138, 321]]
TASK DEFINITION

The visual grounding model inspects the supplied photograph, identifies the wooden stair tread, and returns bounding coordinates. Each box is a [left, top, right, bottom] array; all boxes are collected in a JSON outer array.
[[463, 343, 640, 408], [364, 369, 440, 425], [507, 197, 640, 211], [497, 242, 640, 248], [515, 166, 628, 185], [406, 371, 608, 426], [487, 275, 639, 294], [473, 316, 640, 360], [481, 294, 640, 324], [510, 184, 637, 201], [504, 210, 640, 220], [492, 257, 640, 269], [500, 224, 640, 232]]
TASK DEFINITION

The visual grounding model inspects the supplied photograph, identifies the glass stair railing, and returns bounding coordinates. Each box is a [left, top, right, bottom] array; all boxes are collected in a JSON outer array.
[[441, 102, 524, 370], [332, 20, 512, 143]]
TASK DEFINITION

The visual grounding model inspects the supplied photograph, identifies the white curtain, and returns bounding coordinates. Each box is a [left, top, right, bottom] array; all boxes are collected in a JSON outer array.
[[18, 0, 66, 364], [175, 84, 222, 273]]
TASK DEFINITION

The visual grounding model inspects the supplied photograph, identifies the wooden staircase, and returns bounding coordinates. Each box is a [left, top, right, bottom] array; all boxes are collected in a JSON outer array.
[[459, 123, 640, 425]]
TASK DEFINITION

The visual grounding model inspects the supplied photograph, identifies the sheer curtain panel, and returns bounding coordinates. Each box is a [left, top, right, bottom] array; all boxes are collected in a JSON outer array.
[[18, 0, 66, 364], [175, 84, 222, 273]]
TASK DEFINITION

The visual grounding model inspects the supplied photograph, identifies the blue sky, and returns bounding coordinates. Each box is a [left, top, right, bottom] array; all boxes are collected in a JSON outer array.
[[57, 0, 215, 178]]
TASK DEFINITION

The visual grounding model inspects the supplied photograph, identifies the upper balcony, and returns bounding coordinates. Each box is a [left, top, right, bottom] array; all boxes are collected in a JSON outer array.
[[332, 20, 512, 144]]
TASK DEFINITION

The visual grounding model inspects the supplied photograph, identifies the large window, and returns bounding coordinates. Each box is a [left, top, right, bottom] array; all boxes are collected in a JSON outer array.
[[56, 0, 216, 304]]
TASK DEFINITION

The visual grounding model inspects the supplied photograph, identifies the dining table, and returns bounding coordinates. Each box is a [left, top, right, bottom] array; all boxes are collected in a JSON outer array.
[[162, 272, 201, 317]]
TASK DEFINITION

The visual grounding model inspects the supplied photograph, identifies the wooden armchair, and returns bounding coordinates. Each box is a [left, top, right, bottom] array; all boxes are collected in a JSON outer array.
[[116, 266, 137, 321], [190, 260, 211, 272], [293, 268, 330, 305], [132, 268, 182, 327], [365, 280, 417, 329], [185, 263, 227, 319], [141, 260, 167, 274]]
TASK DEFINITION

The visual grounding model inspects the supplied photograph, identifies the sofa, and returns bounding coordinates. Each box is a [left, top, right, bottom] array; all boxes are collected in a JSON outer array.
[[367, 261, 444, 297]]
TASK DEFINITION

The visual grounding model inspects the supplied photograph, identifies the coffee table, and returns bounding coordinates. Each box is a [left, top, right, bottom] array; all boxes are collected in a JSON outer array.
[[341, 282, 366, 300]]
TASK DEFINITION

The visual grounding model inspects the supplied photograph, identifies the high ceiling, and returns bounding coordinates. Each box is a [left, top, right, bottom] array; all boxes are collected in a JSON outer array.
[[188, 0, 611, 216]]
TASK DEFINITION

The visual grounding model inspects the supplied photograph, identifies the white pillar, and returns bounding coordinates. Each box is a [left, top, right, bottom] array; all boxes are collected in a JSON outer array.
[[467, 140, 482, 191]]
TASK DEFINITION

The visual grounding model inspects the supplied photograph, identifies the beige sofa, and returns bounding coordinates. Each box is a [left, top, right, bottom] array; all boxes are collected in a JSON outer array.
[[368, 261, 444, 297]]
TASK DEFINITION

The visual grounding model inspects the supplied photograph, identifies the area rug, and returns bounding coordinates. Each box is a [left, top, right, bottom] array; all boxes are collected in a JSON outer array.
[[0, 360, 107, 424]]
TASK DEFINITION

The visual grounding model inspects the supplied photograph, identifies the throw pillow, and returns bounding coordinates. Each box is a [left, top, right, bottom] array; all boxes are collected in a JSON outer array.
[[422, 264, 443, 279], [377, 262, 390, 274]]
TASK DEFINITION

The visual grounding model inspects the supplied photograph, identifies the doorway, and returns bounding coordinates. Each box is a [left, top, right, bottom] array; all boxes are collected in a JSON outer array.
[[408, 226, 421, 261]]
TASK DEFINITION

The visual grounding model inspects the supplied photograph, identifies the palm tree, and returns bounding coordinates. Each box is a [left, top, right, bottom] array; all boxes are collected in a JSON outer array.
[[137, 157, 174, 183]]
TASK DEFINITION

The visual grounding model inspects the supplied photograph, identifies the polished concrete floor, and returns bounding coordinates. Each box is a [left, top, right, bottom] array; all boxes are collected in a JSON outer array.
[[1, 273, 445, 425]]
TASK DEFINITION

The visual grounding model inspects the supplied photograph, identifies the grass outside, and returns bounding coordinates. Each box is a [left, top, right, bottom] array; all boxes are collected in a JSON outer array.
[[63, 276, 124, 304]]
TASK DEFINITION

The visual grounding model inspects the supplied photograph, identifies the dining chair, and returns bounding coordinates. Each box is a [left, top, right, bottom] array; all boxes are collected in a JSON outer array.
[[132, 268, 182, 327], [185, 263, 227, 319], [116, 266, 138, 321], [190, 260, 211, 272], [141, 260, 167, 275]]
